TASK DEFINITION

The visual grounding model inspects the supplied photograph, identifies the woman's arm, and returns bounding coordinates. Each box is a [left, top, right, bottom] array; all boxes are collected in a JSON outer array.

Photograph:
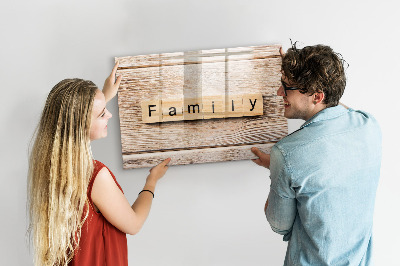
[[91, 158, 171, 235], [102, 61, 122, 103]]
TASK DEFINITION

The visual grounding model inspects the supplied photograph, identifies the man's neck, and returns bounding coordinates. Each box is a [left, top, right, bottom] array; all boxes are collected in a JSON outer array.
[[304, 104, 327, 121]]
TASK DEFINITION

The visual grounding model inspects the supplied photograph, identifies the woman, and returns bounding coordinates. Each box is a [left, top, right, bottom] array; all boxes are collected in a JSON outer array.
[[27, 62, 170, 266]]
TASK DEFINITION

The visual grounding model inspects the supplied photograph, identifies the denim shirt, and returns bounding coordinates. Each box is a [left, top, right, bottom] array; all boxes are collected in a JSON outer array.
[[266, 105, 382, 266]]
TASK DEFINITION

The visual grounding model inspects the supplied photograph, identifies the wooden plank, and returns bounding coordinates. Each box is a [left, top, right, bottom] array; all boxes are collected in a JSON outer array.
[[115, 44, 287, 169], [117, 45, 281, 69], [122, 143, 275, 168]]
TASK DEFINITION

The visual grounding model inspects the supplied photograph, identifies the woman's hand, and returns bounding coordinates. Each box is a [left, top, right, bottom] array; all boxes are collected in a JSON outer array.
[[146, 158, 171, 186], [103, 61, 122, 103]]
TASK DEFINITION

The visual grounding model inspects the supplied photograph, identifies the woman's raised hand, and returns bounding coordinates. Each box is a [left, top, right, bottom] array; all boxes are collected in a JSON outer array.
[[103, 61, 122, 103]]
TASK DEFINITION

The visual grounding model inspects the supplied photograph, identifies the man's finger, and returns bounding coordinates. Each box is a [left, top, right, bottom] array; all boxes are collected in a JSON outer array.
[[279, 47, 285, 57], [252, 158, 262, 166], [251, 147, 262, 157]]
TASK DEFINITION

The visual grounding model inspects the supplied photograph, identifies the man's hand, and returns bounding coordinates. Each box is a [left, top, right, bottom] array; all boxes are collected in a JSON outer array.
[[339, 102, 349, 109], [264, 199, 269, 213], [251, 147, 271, 169], [103, 61, 122, 103], [279, 47, 285, 57]]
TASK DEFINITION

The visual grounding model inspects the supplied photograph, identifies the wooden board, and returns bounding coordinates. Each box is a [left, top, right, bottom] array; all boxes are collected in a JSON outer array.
[[115, 45, 287, 168]]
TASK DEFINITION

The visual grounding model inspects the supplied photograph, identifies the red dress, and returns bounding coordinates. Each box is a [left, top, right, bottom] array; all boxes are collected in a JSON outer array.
[[69, 160, 128, 266]]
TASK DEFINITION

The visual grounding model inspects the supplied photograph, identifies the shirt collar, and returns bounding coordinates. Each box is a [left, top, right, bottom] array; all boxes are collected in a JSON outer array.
[[300, 105, 349, 129]]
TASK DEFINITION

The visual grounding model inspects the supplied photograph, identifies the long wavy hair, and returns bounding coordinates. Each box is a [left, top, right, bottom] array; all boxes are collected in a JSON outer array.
[[28, 79, 98, 265]]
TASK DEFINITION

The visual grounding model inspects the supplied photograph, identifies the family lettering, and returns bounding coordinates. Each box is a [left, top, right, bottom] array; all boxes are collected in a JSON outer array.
[[141, 93, 263, 123]]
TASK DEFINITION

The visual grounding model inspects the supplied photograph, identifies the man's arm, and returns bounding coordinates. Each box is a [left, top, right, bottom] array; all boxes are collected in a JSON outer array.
[[251, 147, 271, 214], [265, 146, 297, 239], [266, 189, 296, 238], [251, 145, 296, 238]]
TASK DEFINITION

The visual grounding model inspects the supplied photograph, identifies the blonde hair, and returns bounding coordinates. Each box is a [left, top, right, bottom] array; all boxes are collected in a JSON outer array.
[[28, 79, 98, 265]]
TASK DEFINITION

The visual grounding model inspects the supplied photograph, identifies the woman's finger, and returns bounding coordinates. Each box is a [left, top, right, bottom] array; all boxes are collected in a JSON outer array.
[[115, 75, 122, 87], [162, 158, 171, 166], [111, 61, 119, 76]]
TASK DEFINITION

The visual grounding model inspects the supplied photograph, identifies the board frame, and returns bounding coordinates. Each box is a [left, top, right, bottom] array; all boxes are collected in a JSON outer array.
[[115, 44, 287, 168]]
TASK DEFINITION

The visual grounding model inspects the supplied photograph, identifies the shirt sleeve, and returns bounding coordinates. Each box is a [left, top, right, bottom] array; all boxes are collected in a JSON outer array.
[[266, 145, 297, 241]]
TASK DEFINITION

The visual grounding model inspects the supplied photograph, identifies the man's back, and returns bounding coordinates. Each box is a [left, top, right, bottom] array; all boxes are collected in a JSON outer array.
[[267, 105, 382, 266]]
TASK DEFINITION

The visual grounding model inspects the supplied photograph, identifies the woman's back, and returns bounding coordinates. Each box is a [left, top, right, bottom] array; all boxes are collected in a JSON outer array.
[[69, 160, 127, 266]]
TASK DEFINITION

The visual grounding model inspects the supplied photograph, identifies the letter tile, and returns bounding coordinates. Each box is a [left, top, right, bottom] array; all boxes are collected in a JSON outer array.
[[184, 98, 203, 120], [243, 93, 263, 116], [141, 100, 162, 123], [225, 94, 244, 118], [162, 99, 184, 122], [202, 95, 225, 119]]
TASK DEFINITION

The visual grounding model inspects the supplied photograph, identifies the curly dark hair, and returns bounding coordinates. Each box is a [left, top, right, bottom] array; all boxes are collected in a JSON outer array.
[[281, 42, 348, 107]]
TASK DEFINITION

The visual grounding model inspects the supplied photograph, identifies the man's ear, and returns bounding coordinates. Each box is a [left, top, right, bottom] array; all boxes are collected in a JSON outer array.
[[313, 92, 325, 104]]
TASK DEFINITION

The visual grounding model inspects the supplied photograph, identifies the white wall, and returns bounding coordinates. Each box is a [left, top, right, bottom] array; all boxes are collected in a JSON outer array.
[[1, 0, 399, 265]]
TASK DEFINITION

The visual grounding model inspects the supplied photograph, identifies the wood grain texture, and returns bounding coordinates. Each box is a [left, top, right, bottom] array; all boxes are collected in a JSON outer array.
[[122, 143, 275, 168], [115, 45, 287, 168]]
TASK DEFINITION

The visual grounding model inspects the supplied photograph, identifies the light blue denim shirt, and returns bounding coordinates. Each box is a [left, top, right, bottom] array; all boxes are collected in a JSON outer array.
[[266, 105, 382, 266]]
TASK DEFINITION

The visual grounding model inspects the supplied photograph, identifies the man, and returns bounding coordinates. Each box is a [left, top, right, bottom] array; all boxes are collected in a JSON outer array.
[[251, 44, 381, 265]]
